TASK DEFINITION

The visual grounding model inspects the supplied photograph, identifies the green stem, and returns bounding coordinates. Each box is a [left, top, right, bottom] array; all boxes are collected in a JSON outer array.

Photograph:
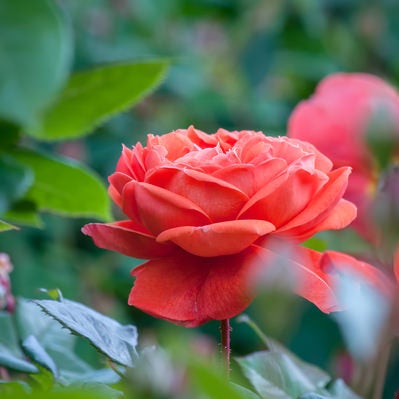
[[372, 338, 392, 399], [220, 319, 231, 377]]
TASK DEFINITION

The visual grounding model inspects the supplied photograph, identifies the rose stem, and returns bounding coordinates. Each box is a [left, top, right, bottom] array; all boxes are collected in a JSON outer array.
[[220, 319, 231, 377], [372, 338, 392, 399]]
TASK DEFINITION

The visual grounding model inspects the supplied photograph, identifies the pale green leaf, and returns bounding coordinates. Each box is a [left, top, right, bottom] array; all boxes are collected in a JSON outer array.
[[29, 60, 169, 140], [0, 0, 72, 128], [237, 350, 331, 399], [34, 298, 138, 367], [0, 312, 38, 373], [11, 149, 111, 221], [0, 219, 18, 232]]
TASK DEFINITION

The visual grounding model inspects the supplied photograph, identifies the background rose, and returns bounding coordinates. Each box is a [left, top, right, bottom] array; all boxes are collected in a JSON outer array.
[[287, 73, 399, 241], [82, 126, 356, 326]]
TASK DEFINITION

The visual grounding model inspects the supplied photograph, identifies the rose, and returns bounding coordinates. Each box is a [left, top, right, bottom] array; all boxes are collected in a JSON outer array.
[[82, 126, 357, 327], [287, 73, 399, 241]]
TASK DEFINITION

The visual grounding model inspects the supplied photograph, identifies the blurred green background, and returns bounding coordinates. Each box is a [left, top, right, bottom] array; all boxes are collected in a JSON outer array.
[[1, 0, 399, 397]]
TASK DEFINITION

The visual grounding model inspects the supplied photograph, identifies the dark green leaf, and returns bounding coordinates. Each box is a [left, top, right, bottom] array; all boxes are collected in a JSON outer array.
[[29, 60, 169, 140], [11, 149, 111, 221], [0, 155, 34, 214], [0, 120, 20, 148], [0, 0, 72, 128], [3, 200, 43, 228], [34, 298, 138, 367]]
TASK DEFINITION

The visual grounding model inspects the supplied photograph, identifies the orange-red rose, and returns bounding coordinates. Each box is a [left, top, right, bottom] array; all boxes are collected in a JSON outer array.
[[82, 126, 357, 326], [288, 73, 399, 240]]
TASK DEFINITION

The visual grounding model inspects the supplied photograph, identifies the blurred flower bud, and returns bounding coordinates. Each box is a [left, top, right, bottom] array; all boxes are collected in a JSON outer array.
[[0, 253, 15, 312]]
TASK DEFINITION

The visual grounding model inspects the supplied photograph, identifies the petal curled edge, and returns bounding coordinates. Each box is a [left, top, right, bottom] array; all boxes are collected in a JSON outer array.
[[82, 220, 177, 259], [122, 181, 212, 234], [157, 220, 276, 257], [129, 247, 264, 327]]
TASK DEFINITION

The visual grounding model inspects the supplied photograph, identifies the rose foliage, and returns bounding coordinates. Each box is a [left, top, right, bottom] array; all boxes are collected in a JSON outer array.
[[80, 126, 389, 327]]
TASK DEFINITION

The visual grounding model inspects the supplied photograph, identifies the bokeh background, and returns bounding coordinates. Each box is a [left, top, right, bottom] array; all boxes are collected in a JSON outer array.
[[2, 1, 399, 397]]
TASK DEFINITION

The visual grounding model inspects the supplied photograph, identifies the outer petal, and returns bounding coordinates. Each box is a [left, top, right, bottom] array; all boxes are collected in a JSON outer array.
[[81, 220, 177, 259], [276, 167, 353, 237], [147, 167, 249, 222], [157, 220, 275, 257], [320, 250, 394, 298], [122, 181, 211, 234], [108, 172, 132, 207], [254, 243, 340, 313], [129, 247, 264, 327], [279, 199, 357, 242]]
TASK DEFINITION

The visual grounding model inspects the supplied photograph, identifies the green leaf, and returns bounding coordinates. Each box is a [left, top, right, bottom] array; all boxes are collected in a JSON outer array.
[[22, 335, 58, 377], [326, 379, 361, 399], [34, 298, 138, 367], [3, 200, 43, 228], [29, 60, 170, 140], [15, 299, 120, 385], [0, 155, 34, 214], [0, 0, 72, 128], [299, 380, 361, 399], [0, 311, 38, 373], [0, 381, 31, 395], [188, 359, 251, 399], [236, 350, 330, 399], [231, 383, 262, 399], [11, 148, 111, 221], [0, 120, 21, 148], [236, 316, 330, 390], [0, 219, 18, 232]]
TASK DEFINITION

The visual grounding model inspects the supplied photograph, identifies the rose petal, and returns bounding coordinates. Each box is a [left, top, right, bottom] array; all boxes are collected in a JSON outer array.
[[212, 158, 287, 197], [320, 250, 394, 297], [122, 181, 212, 234], [276, 167, 352, 236], [254, 243, 340, 313], [157, 219, 275, 257], [81, 220, 177, 259], [240, 169, 327, 227], [129, 247, 264, 327], [147, 167, 249, 222], [108, 172, 132, 206], [278, 199, 357, 242]]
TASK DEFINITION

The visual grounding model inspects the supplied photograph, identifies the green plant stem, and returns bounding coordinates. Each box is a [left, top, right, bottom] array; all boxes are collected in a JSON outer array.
[[372, 338, 392, 399], [220, 319, 231, 377]]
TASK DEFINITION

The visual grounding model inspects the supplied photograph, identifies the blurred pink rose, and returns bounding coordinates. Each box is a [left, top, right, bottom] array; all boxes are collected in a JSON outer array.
[[288, 73, 399, 241]]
